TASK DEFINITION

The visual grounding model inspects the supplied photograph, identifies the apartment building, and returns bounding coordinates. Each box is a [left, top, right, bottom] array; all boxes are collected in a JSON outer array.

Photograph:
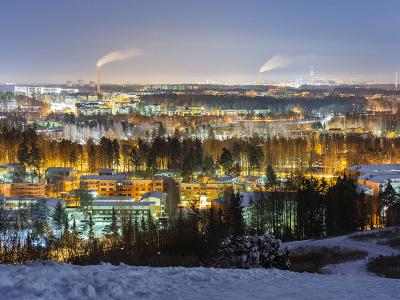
[[80, 174, 165, 200]]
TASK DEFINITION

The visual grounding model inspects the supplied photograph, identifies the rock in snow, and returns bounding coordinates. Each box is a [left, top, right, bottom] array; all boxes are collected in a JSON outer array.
[[0, 263, 398, 299]]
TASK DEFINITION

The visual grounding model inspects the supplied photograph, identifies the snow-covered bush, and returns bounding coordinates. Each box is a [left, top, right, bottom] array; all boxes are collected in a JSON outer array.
[[216, 235, 290, 269]]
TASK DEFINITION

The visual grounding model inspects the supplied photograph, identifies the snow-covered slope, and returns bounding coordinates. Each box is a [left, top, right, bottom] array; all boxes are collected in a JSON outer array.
[[285, 228, 400, 276], [0, 263, 399, 300]]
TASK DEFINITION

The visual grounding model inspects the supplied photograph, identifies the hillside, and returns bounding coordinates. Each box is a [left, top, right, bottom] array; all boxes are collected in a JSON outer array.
[[285, 227, 400, 276]]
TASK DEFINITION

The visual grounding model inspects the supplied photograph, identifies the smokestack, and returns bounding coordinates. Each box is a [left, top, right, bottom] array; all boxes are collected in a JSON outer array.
[[396, 71, 398, 89], [96, 65, 100, 94]]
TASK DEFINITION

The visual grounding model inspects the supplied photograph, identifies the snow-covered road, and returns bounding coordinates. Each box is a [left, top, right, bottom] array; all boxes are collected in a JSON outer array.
[[0, 263, 399, 300]]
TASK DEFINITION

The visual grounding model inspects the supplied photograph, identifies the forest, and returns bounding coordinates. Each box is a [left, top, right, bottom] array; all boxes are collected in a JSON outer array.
[[140, 94, 367, 114], [0, 173, 399, 267], [2, 127, 400, 178]]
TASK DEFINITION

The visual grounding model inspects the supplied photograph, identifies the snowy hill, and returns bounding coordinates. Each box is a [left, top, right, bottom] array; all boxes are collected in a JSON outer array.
[[0, 263, 399, 299]]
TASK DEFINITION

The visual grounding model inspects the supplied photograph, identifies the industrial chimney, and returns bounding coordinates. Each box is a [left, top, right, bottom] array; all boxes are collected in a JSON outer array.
[[96, 65, 100, 94]]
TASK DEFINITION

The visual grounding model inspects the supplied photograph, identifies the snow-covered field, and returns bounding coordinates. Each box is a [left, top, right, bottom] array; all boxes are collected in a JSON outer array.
[[285, 227, 400, 276], [0, 263, 399, 300]]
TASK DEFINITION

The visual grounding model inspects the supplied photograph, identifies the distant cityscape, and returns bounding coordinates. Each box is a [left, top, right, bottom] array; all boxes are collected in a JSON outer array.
[[0, 80, 399, 238]]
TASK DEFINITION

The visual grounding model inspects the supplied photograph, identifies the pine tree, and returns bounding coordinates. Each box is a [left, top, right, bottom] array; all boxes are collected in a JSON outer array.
[[218, 148, 233, 175], [326, 176, 358, 235], [266, 165, 278, 185], [295, 176, 325, 239], [28, 137, 42, 173], [380, 181, 399, 207], [112, 139, 120, 169], [146, 148, 157, 177], [62, 215, 70, 246], [205, 206, 222, 254], [165, 179, 180, 218], [71, 216, 80, 243], [380, 181, 400, 226], [224, 190, 245, 236], [130, 147, 141, 171], [109, 206, 119, 239], [17, 136, 29, 167], [52, 201, 66, 232], [88, 213, 95, 241], [123, 217, 134, 249], [76, 185, 93, 218], [147, 211, 157, 235]]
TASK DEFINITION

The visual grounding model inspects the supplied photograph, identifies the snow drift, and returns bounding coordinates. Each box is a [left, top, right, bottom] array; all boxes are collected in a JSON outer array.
[[0, 263, 398, 299]]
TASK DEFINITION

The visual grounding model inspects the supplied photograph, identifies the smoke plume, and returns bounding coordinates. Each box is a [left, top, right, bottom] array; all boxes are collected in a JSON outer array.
[[96, 48, 142, 68], [259, 55, 290, 73]]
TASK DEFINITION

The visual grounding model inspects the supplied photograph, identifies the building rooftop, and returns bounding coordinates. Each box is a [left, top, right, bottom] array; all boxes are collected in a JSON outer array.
[[347, 164, 400, 174], [94, 196, 134, 201], [140, 191, 167, 202], [92, 200, 153, 207], [358, 173, 400, 184], [46, 167, 73, 173], [80, 174, 128, 181], [6, 197, 65, 207]]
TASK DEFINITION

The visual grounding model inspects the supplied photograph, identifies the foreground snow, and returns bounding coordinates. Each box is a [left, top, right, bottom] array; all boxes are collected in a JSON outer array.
[[0, 263, 399, 300]]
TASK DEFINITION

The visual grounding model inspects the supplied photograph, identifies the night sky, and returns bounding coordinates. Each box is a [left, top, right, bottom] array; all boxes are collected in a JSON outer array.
[[1, 0, 399, 84]]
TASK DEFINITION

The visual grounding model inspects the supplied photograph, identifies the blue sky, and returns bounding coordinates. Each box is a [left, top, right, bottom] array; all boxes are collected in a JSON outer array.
[[0, 0, 399, 84]]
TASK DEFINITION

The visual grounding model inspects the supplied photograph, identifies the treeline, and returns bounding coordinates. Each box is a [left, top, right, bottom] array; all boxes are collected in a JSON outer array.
[[140, 94, 367, 114], [3, 127, 400, 177], [246, 175, 387, 241]]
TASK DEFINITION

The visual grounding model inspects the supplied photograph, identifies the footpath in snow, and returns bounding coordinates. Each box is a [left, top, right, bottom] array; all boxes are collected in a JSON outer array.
[[285, 228, 400, 276], [0, 263, 399, 300]]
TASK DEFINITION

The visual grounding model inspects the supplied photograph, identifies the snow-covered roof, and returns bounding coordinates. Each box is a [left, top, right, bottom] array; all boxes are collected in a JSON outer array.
[[46, 167, 73, 173], [215, 176, 238, 183], [358, 173, 400, 184], [140, 191, 167, 202], [92, 201, 152, 207], [80, 174, 128, 181], [94, 196, 134, 201], [347, 164, 400, 173], [6, 197, 65, 207]]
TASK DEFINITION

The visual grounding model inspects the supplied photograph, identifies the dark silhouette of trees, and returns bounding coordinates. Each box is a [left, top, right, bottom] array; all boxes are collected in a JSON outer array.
[[223, 189, 245, 236], [295, 176, 326, 240], [165, 179, 180, 219], [326, 176, 358, 235], [218, 147, 233, 175], [379, 181, 400, 226]]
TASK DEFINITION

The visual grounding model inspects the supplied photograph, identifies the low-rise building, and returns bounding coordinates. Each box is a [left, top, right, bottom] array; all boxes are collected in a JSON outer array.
[[346, 164, 400, 195], [0, 182, 46, 198], [4, 197, 66, 223], [116, 179, 165, 200], [91, 196, 160, 222], [80, 174, 165, 200], [179, 182, 227, 208], [80, 174, 129, 196], [140, 191, 166, 218], [45, 167, 75, 195]]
